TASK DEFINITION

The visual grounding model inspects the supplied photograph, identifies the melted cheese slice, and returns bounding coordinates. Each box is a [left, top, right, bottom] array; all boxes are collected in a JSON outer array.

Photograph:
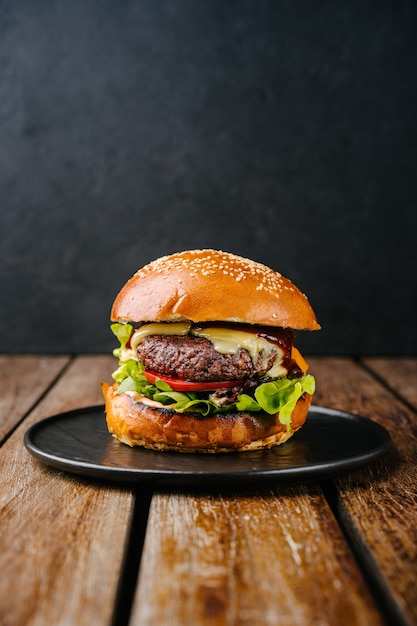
[[291, 346, 309, 373], [130, 322, 191, 351]]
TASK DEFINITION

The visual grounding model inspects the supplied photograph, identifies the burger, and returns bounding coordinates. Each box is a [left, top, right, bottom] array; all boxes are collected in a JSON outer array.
[[102, 249, 320, 453]]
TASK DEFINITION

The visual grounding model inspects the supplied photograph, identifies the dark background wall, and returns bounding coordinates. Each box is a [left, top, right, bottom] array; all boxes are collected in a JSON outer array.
[[1, 0, 416, 355]]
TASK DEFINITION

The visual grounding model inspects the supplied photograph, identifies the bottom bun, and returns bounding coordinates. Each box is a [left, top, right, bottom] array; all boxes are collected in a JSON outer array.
[[102, 382, 312, 453]]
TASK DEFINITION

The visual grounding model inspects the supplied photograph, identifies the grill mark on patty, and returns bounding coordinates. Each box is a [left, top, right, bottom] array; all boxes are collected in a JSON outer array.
[[136, 335, 261, 382]]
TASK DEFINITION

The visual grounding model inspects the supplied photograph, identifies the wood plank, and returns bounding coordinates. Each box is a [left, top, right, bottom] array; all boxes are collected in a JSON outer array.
[[363, 357, 417, 410], [309, 357, 417, 626], [131, 489, 385, 625], [0, 355, 136, 626], [0, 355, 70, 442]]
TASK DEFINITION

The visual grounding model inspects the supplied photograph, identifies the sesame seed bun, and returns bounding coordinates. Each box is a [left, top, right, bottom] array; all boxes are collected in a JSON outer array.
[[111, 249, 320, 330], [102, 382, 313, 453]]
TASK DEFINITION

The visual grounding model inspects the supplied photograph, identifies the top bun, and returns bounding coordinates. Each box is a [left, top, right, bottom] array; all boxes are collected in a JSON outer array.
[[111, 249, 320, 330]]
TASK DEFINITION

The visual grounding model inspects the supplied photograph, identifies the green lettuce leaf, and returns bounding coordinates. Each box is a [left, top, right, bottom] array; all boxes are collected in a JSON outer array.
[[255, 375, 315, 428], [111, 323, 133, 357], [153, 391, 215, 416]]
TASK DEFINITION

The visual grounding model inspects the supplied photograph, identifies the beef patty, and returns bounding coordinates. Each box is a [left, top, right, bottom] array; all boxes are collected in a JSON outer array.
[[136, 335, 270, 382]]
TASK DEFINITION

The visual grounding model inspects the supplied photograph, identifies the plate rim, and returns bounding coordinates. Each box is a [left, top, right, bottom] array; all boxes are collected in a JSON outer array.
[[23, 404, 391, 485]]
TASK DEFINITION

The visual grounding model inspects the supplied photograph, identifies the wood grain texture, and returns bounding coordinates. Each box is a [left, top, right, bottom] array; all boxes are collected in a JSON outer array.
[[0, 356, 135, 626], [131, 487, 385, 626], [2, 355, 416, 626], [0, 355, 69, 442], [310, 357, 417, 626], [363, 357, 417, 410]]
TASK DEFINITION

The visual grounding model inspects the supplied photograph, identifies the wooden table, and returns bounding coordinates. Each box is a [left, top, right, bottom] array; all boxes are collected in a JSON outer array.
[[1, 355, 416, 626]]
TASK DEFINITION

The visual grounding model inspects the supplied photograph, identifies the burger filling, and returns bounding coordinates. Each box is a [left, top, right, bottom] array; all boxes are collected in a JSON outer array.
[[110, 322, 315, 429]]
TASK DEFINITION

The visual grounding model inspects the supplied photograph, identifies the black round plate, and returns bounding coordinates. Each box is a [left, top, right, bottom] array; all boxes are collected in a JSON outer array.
[[24, 405, 391, 487]]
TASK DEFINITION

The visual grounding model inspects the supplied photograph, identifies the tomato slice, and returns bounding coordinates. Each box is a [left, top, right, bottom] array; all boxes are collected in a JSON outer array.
[[144, 370, 245, 392]]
